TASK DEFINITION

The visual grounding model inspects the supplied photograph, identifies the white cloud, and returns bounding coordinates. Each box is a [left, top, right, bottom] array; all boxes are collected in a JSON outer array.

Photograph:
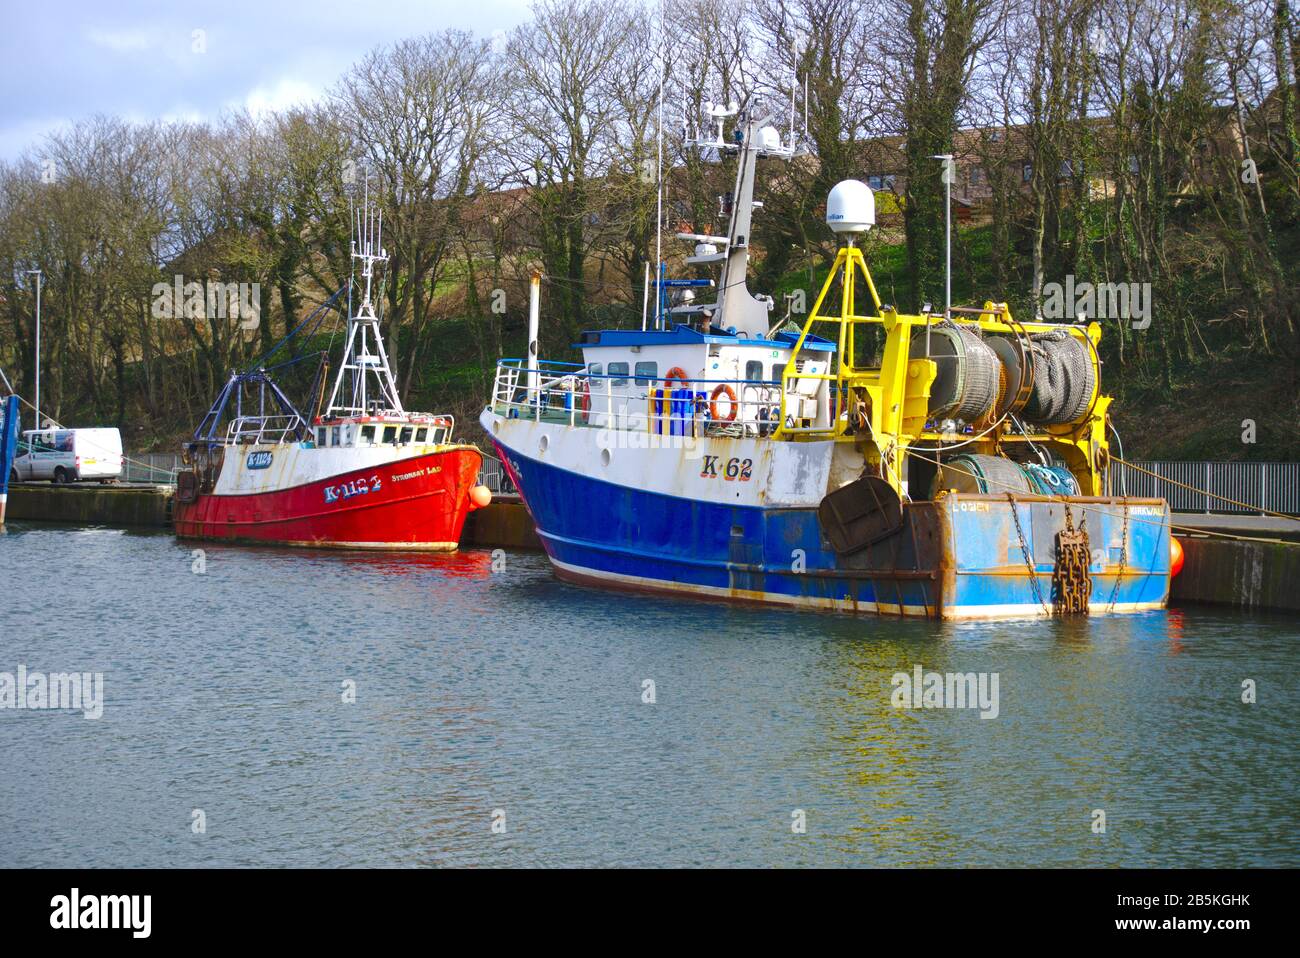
[[238, 77, 324, 118], [4, 0, 541, 161], [84, 27, 154, 54]]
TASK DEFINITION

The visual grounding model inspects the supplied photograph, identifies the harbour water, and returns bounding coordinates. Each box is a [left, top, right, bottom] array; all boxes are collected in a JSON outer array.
[[1, 521, 1296, 867]]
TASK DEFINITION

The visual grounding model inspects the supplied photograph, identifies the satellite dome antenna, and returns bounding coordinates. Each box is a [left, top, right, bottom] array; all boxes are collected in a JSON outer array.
[[802, 179, 887, 363], [825, 179, 876, 246]]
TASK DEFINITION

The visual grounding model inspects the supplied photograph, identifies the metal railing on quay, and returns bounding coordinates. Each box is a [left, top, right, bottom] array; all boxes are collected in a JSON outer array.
[[1107, 460, 1300, 516]]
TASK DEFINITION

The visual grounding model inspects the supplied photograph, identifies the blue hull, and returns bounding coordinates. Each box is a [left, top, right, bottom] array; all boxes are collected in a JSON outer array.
[[494, 438, 1170, 619], [0, 395, 18, 524]]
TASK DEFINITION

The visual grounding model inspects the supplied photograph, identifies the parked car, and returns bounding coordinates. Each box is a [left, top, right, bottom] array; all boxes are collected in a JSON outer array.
[[11, 428, 124, 483]]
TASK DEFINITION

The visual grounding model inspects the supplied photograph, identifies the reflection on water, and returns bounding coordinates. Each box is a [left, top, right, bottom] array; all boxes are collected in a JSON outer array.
[[0, 521, 1296, 867]]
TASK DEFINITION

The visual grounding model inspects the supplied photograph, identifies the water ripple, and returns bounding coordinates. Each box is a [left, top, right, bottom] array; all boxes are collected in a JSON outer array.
[[0, 521, 1296, 867]]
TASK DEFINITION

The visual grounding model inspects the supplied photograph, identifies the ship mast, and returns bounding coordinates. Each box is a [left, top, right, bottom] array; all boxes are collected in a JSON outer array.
[[325, 176, 404, 419], [675, 88, 803, 335]]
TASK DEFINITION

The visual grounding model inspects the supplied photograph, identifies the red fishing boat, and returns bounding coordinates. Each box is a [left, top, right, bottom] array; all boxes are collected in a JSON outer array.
[[173, 194, 489, 549]]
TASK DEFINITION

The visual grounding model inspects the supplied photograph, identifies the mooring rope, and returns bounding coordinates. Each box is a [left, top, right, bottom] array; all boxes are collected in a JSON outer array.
[[1109, 455, 1300, 524], [903, 445, 1291, 545]]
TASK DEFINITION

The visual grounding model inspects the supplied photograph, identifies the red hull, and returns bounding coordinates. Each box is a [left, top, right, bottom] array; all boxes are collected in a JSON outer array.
[[173, 448, 481, 550]]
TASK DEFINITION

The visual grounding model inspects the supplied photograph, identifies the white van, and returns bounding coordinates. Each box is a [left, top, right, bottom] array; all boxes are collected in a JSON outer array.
[[11, 428, 124, 483]]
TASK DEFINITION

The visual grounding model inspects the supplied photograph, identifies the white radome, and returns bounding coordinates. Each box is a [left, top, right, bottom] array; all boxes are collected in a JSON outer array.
[[826, 179, 876, 234]]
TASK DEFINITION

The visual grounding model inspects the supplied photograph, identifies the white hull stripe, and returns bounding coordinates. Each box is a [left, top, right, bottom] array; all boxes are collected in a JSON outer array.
[[486, 412, 837, 508], [173, 534, 460, 551]]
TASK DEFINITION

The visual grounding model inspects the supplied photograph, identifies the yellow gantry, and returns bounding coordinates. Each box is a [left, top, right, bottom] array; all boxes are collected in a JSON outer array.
[[775, 243, 1111, 497]]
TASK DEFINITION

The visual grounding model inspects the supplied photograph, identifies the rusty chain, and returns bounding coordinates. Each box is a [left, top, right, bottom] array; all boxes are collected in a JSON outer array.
[[1107, 498, 1129, 612], [1006, 493, 1051, 615], [1052, 503, 1092, 615]]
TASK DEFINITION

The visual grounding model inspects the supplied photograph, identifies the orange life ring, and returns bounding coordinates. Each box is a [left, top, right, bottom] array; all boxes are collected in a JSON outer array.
[[664, 366, 690, 391], [579, 378, 591, 423], [710, 383, 738, 422]]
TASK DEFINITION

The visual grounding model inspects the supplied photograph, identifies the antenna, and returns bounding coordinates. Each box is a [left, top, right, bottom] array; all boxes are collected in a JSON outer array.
[[795, 65, 806, 141], [789, 32, 802, 152], [694, 100, 740, 152], [788, 74, 796, 151], [350, 171, 389, 312], [931, 154, 954, 320], [654, 0, 665, 330], [326, 172, 403, 419]]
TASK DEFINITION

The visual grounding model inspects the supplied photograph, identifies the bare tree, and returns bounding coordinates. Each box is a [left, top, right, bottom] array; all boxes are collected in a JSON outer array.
[[335, 29, 499, 400], [880, 0, 1002, 309]]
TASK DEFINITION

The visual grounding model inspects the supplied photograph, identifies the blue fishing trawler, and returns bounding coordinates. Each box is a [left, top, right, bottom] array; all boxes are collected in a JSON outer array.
[[480, 104, 1171, 619]]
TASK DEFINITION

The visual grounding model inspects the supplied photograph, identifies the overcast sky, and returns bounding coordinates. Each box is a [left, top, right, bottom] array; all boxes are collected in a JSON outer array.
[[0, 0, 535, 160]]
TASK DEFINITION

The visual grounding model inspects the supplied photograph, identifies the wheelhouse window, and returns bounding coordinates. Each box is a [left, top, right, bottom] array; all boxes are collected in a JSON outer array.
[[398, 426, 413, 444], [331, 426, 341, 447], [360, 425, 375, 445], [317, 426, 327, 446], [588, 363, 603, 379], [608, 362, 629, 386], [634, 361, 658, 383], [382, 425, 398, 444], [414, 427, 427, 443], [745, 360, 763, 382]]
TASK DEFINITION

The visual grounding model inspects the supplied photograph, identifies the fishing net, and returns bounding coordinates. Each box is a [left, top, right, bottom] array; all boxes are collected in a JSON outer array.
[[918, 323, 1000, 423], [1023, 462, 1080, 496], [1022, 330, 1095, 425], [931, 453, 1037, 497]]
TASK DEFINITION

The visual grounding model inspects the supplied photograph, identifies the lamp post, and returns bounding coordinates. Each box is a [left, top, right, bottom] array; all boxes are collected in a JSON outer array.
[[931, 155, 954, 320], [528, 269, 542, 407], [25, 269, 41, 432]]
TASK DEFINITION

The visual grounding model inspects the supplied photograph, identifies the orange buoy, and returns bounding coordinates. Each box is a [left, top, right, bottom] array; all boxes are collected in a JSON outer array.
[[469, 485, 493, 511], [1170, 536, 1184, 577]]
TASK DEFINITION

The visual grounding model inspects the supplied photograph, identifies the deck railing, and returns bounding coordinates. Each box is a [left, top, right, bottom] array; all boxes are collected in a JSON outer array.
[[1107, 460, 1300, 515], [490, 358, 789, 437], [224, 415, 306, 446]]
